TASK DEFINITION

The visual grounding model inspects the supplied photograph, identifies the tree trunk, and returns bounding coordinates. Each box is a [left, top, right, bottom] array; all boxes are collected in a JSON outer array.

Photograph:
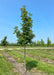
[[24, 45, 26, 75]]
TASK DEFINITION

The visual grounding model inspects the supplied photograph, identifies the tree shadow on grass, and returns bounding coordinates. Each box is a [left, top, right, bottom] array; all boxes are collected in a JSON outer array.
[[0, 56, 2, 59], [26, 60, 38, 71]]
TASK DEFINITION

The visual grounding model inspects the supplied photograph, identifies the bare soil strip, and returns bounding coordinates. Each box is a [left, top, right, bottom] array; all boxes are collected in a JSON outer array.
[[0, 49, 4, 50], [1, 47, 54, 50], [16, 47, 54, 50]]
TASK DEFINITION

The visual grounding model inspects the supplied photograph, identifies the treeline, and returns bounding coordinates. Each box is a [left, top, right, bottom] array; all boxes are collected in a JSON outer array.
[[31, 38, 54, 47], [0, 36, 54, 47]]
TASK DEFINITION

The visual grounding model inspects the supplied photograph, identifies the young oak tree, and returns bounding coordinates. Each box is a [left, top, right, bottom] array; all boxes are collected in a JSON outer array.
[[32, 41, 36, 46], [36, 40, 41, 46], [47, 37, 51, 47], [1, 36, 8, 46], [14, 5, 35, 72], [40, 39, 45, 47]]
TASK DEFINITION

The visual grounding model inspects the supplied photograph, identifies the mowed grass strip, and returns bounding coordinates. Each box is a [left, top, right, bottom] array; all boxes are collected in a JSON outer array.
[[5, 50, 54, 74], [15, 49, 54, 60], [0, 50, 19, 75]]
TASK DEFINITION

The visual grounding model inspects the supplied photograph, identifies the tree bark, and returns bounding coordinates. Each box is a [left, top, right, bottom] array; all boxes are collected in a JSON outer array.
[[24, 45, 26, 75]]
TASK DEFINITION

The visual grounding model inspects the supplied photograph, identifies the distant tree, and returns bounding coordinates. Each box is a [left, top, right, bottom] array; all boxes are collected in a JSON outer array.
[[1, 36, 9, 46], [0, 43, 1, 46], [14, 5, 35, 73], [32, 41, 36, 46], [47, 37, 51, 47], [36, 40, 40, 46], [40, 39, 45, 46], [9, 43, 19, 46], [51, 43, 54, 47]]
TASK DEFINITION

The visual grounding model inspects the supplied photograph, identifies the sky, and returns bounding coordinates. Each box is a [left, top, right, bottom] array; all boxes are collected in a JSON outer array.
[[0, 0, 54, 43]]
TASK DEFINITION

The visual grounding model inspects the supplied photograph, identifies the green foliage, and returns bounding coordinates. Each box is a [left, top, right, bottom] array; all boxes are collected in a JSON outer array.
[[40, 39, 45, 46], [14, 5, 35, 46], [9, 43, 19, 46], [51, 43, 54, 47], [47, 37, 51, 47], [31, 41, 36, 46], [1, 36, 9, 46], [36, 40, 41, 46]]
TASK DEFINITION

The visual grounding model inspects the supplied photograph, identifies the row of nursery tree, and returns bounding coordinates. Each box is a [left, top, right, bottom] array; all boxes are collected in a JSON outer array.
[[32, 38, 54, 47], [0, 36, 54, 47]]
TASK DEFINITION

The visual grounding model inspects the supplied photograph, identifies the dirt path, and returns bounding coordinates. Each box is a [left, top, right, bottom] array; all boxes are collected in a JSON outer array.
[[15, 50, 54, 65], [0, 49, 4, 50], [16, 47, 54, 50], [1, 47, 54, 50], [3, 51, 31, 75]]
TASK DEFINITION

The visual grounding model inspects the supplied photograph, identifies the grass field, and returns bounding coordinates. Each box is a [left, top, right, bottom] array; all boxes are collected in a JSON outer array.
[[5, 49, 54, 74], [14, 49, 54, 60], [0, 50, 19, 75], [0, 47, 54, 75]]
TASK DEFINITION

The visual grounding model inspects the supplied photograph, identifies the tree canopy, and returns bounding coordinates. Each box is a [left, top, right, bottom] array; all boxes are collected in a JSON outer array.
[[47, 37, 51, 47], [14, 5, 35, 46], [1, 36, 8, 46]]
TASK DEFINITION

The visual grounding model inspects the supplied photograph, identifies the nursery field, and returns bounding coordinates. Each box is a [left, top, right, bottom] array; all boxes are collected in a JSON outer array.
[[0, 50, 19, 75], [0, 48, 54, 75]]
